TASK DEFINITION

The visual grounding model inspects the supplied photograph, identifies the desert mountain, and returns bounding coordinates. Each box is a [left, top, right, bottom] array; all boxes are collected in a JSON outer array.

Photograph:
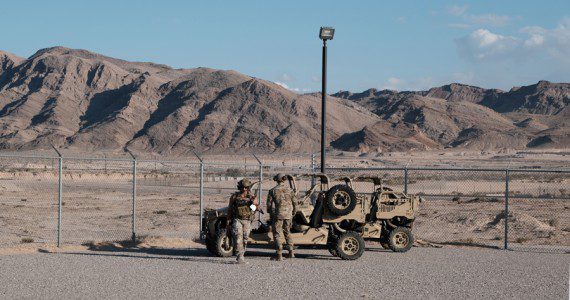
[[0, 47, 379, 154], [333, 81, 569, 151], [331, 92, 530, 151], [422, 83, 502, 104], [421, 81, 570, 115], [0, 47, 568, 154], [481, 81, 570, 115]]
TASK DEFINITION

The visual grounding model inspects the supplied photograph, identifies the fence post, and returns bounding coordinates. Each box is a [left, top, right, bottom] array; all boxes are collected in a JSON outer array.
[[51, 145, 63, 248], [126, 150, 137, 243], [253, 154, 263, 204], [311, 153, 316, 186], [504, 169, 509, 250], [311, 153, 316, 172], [404, 160, 411, 194], [193, 151, 205, 240], [404, 167, 409, 194], [58, 156, 63, 247], [259, 164, 263, 201], [199, 162, 204, 238]]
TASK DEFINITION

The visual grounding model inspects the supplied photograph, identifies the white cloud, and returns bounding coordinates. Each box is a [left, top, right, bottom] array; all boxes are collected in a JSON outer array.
[[455, 29, 519, 61], [381, 77, 405, 90], [311, 76, 320, 83], [397, 16, 406, 23], [523, 33, 544, 48], [380, 76, 435, 91], [279, 73, 294, 82], [455, 18, 570, 64], [521, 18, 570, 61], [447, 5, 468, 16], [468, 14, 511, 27], [447, 5, 511, 27], [275, 81, 292, 90], [274, 81, 311, 93]]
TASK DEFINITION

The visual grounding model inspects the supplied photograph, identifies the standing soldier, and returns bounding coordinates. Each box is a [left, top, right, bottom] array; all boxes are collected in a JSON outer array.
[[267, 173, 297, 261], [227, 178, 258, 264]]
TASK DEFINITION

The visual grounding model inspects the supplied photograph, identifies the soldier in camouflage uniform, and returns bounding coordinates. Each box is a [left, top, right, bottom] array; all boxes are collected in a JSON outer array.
[[227, 178, 259, 264], [267, 173, 297, 261]]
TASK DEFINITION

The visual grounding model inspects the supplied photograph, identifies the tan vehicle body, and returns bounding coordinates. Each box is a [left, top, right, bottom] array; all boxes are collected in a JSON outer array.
[[202, 174, 421, 259]]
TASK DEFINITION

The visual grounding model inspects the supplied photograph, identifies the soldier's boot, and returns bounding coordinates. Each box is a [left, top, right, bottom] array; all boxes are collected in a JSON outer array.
[[271, 250, 283, 261], [236, 254, 245, 264], [287, 249, 294, 259]]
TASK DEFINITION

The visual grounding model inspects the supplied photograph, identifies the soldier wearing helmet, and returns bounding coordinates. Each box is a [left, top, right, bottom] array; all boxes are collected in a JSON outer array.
[[227, 178, 259, 264], [267, 173, 297, 261]]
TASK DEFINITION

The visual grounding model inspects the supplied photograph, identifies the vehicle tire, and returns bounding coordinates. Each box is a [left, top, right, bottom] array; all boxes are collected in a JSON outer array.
[[379, 236, 390, 250], [388, 227, 413, 252], [205, 236, 217, 254], [326, 235, 339, 257], [334, 231, 365, 260], [325, 185, 357, 216], [213, 228, 234, 257]]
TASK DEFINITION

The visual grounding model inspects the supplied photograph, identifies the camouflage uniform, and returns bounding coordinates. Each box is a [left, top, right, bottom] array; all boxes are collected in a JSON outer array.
[[267, 181, 297, 258], [227, 191, 256, 262]]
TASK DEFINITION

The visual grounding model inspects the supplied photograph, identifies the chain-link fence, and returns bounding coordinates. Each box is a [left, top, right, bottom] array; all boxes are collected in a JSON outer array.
[[0, 155, 59, 247], [61, 157, 133, 245], [136, 160, 201, 240], [406, 168, 507, 249], [0, 153, 568, 253], [506, 170, 569, 252]]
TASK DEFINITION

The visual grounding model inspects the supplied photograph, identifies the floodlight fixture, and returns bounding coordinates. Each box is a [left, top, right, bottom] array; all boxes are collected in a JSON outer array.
[[319, 27, 335, 40]]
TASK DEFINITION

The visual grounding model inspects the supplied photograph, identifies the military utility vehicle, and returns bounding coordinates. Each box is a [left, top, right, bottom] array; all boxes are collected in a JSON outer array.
[[202, 174, 421, 260]]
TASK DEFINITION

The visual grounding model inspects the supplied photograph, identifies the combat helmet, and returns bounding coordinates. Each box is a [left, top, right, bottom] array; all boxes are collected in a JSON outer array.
[[237, 178, 253, 190], [273, 173, 287, 182]]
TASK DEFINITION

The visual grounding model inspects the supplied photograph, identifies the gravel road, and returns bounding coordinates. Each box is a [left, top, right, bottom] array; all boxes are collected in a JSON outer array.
[[0, 246, 568, 299]]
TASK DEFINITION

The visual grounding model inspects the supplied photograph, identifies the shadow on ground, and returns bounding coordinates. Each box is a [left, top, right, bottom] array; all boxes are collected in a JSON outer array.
[[45, 241, 358, 264]]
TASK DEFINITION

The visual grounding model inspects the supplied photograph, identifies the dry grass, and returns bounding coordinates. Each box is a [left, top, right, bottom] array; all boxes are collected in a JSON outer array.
[[20, 237, 34, 243]]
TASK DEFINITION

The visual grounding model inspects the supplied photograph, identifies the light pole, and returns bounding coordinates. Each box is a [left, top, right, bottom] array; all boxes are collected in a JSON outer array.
[[319, 26, 334, 174]]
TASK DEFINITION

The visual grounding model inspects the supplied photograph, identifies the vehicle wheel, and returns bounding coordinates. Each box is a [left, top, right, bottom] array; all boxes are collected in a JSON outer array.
[[325, 185, 357, 216], [335, 231, 365, 260], [326, 235, 339, 257], [379, 236, 390, 250], [205, 236, 217, 254], [388, 227, 413, 252], [213, 229, 233, 257]]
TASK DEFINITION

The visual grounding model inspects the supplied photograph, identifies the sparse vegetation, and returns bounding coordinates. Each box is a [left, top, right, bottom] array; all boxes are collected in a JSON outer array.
[[225, 168, 244, 177], [21, 237, 34, 243]]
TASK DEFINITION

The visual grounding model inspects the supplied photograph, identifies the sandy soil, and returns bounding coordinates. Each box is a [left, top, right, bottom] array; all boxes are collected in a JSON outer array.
[[0, 152, 568, 253]]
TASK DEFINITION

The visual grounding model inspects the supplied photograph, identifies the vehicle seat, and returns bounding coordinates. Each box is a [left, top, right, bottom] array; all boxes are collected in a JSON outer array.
[[309, 194, 325, 228]]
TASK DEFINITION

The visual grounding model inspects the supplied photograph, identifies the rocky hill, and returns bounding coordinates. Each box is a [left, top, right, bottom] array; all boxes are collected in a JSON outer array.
[[0, 47, 568, 154], [0, 47, 378, 154], [333, 81, 569, 151]]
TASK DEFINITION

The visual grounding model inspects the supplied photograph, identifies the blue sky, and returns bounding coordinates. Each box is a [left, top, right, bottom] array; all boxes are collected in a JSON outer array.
[[1, 0, 568, 92]]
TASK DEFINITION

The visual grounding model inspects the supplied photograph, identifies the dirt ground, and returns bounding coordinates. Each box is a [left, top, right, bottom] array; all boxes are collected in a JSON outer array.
[[0, 150, 568, 253]]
